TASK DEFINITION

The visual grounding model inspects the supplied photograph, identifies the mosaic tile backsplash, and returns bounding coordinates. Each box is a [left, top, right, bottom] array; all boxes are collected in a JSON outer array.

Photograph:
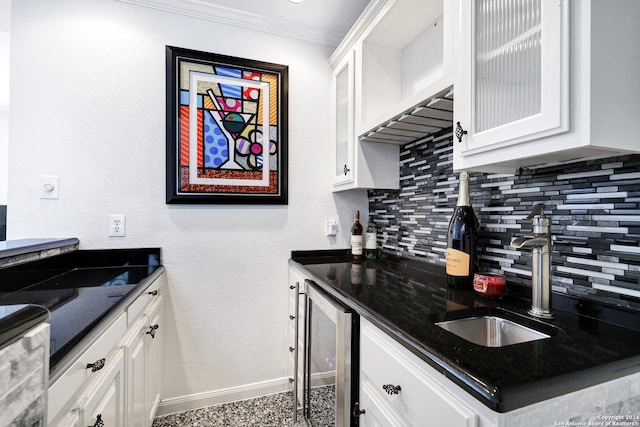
[[368, 129, 640, 311]]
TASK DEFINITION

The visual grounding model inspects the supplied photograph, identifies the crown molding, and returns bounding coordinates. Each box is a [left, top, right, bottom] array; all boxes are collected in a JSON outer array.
[[116, 0, 347, 47], [328, 0, 387, 66]]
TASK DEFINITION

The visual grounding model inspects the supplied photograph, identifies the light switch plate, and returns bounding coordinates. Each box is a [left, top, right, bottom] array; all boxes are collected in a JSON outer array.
[[40, 175, 59, 199], [325, 219, 338, 236]]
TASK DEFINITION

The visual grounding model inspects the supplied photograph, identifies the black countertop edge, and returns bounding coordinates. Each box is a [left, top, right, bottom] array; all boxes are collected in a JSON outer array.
[[48, 265, 165, 382], [0, 304, 51, 351], [0, 238, 80, 261]]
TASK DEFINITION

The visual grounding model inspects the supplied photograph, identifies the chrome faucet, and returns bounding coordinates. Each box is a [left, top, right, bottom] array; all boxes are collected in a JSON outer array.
[[510, 204, 554, 319]]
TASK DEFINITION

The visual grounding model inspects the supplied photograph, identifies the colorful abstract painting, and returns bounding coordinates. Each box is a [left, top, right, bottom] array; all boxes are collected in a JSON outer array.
[[166, 46, 288, 204]]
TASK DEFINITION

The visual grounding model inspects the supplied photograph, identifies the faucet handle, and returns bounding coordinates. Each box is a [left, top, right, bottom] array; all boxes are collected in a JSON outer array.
[[527, 203, 546, 219]]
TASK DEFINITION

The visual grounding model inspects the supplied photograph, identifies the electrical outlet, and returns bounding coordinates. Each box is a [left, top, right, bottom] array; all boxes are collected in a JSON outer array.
[[109, 214, 126, 237]]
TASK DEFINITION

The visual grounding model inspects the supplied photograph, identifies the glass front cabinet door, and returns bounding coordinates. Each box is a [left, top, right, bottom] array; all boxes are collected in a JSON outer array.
[[454, 0, 569, 172], [331, 51, 355, 187]]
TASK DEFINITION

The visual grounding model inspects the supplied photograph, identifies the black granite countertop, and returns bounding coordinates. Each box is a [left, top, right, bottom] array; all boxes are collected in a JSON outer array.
[[0, 247, 163, 375], [290, 249, 640, 413]]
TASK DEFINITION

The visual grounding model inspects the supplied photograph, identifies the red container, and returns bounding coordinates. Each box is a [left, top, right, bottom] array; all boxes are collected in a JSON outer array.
[[473, 273, 506, 297]]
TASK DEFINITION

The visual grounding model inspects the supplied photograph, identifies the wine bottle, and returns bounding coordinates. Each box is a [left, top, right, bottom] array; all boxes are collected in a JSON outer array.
[[446, 171, 478, 289], [365, 214, 377, 259], [351, 210, 364, 261]]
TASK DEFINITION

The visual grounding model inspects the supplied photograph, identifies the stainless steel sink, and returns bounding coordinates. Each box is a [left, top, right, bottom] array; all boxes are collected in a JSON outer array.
[[436, 316, 551, 347]]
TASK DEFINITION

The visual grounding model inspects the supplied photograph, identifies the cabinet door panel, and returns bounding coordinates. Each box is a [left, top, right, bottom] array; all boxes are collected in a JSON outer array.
[[455, 0, 569, 158], [82, 351, 125, 427], [360, 320, 477, 427], [125, 318, 147, 427], [331, 51, 355, 186], [145, 298, 163, 425]]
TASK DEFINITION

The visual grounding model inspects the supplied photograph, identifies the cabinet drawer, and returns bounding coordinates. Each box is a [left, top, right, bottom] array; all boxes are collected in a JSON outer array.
[[127, 276, 163, 326], [360, 378, 406, 427], [48, 312, 127, 423], [360, 321, 477, 427]]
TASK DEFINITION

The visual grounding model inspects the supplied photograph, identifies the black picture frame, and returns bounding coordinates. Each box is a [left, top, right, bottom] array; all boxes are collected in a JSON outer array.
[[166, 46, 288, 204]]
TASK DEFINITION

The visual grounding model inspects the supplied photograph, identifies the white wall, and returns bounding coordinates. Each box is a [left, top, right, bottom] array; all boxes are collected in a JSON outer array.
[[9, 0, 367, 409], [1, 30, 9, 205], [0, 0, 10, 206], [0, 109, 7, 205]]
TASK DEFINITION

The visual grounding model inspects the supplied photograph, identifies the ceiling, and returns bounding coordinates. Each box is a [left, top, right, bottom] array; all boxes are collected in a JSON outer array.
[[0, 0, 370, 36], [197, 0, 370, 39], [118, 0, 370, 46]]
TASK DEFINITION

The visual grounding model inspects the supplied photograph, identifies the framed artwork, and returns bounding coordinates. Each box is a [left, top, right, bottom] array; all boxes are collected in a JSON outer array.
[[166, 46, 288, 204]]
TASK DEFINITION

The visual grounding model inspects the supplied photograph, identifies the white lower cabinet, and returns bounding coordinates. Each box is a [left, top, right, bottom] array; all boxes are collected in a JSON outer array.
[[359, 318, 478, 427], [123, 296, 164, 427], [124, 316, 148, 426], [53, 350, 125, 427], [144, 297, 164, 424], [49, 271, 165, 427], [82, 349, 126, 427], [359, 317, 640, 426]]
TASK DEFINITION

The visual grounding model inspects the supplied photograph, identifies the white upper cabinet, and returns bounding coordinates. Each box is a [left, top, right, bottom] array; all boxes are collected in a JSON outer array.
[[329, 0, 456, 192], [331, 51, 356, 187], [357, 0, 455, 143], [454, 0, 640, 173]]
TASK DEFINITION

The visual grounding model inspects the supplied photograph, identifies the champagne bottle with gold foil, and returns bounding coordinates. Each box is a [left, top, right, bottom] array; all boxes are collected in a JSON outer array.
[[446, 172, 478, 289]]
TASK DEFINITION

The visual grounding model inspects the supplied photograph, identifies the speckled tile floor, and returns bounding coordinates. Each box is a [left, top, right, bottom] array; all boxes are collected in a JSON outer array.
[[152, 386, 335, 427]]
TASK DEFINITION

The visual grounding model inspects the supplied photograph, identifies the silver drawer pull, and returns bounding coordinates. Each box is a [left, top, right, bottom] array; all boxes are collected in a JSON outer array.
[[88, 414, 104, 427], [146, 324, 159, 338], [86, 358, 105, 372], [382, 384, 401, 395]]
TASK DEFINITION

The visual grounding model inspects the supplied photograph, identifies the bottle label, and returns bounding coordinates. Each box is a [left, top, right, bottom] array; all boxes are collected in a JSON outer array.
[[365, 232, 377, 250], [446, 248, 470, 276], [351, 235, 363, 255]]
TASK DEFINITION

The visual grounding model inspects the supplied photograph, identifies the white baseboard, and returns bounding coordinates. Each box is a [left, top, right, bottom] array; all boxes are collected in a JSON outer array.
[[155, 377, 293, 417]]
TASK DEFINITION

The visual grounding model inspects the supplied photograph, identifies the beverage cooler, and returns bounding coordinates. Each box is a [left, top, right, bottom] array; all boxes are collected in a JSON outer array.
[[292, 279, 359, 426]]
